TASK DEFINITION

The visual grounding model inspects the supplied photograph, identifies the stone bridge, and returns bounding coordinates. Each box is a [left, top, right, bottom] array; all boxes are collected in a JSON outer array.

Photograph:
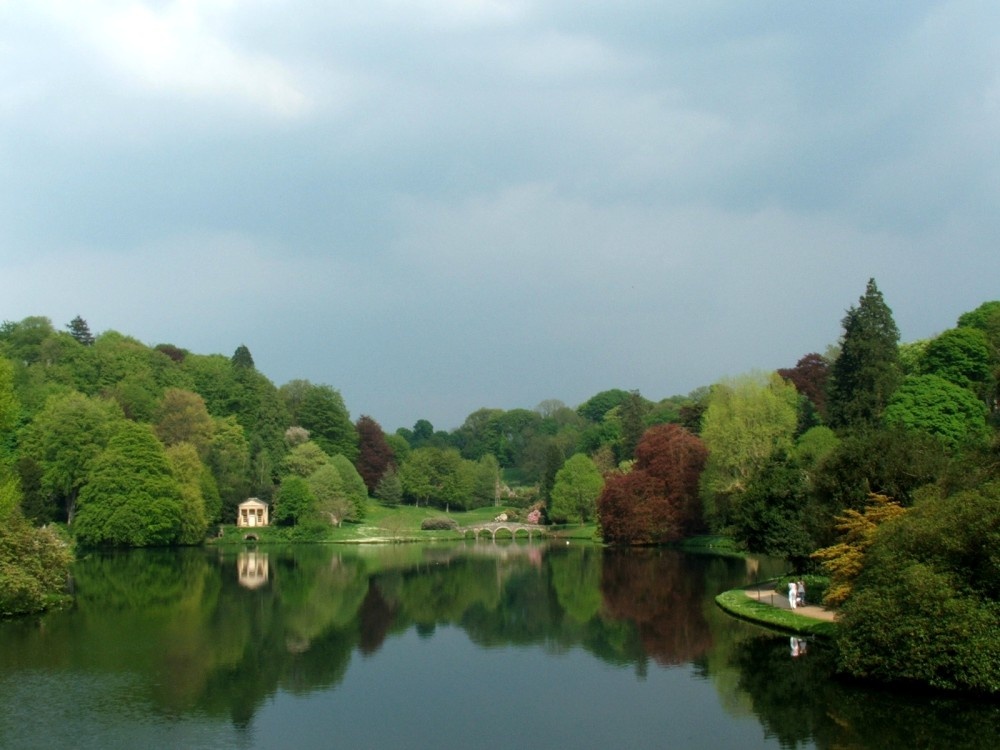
[[460, 521, 547, 542]]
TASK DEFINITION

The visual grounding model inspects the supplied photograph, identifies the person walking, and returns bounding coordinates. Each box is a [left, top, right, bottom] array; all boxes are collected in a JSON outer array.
[[797, 579, 806, 607], [788, 580, 798, 609]]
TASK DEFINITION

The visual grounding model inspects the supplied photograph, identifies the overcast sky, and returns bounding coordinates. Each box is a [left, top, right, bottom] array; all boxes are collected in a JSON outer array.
[[2, 1, 998, 431]]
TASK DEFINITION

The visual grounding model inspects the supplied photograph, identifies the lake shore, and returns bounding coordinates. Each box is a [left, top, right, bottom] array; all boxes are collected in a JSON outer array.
[[715, 583, 838, 638]]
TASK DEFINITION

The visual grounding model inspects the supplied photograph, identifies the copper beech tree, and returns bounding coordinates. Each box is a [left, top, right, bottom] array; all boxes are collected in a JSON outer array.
[[355, 415, 395, 495], [598, 424, 707, 545]]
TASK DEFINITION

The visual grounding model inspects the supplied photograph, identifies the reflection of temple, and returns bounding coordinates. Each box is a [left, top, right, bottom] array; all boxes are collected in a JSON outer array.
[[237, 498, 269, 528], [238, 551, 270, 589]]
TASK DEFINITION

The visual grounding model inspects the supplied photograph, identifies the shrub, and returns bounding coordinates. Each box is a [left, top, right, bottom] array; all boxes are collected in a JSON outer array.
[[834, 484, 1000, 694], [420, 517, 458, 531], [1, 515, 73, 616]]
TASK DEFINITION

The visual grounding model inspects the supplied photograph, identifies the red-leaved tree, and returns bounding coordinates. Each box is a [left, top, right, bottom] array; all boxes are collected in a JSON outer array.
[[598, 424, 707, 545], [355, 415, 395, 495], [778, 352, 830, 421]]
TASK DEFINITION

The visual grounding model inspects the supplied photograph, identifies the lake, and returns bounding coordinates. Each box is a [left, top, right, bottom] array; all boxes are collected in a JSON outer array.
[[0, 542, 996, 749]]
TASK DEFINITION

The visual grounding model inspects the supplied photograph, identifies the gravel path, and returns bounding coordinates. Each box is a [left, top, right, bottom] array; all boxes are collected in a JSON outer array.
[[743, 584, 837, 622]]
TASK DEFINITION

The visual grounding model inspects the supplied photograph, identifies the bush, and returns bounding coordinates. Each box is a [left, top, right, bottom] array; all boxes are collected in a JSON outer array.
[[834, 484, 1000, 694], [420, 517, 458, 531], [0, 516, 73, 616]]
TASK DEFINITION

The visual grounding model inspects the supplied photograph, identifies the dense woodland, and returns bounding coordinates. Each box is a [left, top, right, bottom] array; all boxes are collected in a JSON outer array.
[[1, 279, 999, 693]]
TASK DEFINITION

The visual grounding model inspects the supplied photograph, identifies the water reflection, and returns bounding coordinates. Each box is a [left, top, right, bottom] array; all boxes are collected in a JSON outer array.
[[0, 544, 996, 750], [237, 550, 269, 589]]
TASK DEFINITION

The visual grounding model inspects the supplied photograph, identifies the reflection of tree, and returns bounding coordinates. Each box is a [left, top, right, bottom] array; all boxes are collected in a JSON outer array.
[[730, 636, 1000, 749], [395, 558, 503, 625], [600, 549, 713, 666], [357, 582, 400, 655], [16, 543, 886, 735]]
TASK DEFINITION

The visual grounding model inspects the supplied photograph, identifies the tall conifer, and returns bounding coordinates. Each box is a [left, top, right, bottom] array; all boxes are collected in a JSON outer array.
[[828, 279, 901, 429]]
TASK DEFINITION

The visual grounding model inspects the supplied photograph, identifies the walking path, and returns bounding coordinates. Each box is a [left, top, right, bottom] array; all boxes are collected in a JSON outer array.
[[743, 583, 837, 622]]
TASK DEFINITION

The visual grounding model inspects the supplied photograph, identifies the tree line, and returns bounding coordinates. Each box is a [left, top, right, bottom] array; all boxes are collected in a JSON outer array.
[[2, 285, 999, 694]]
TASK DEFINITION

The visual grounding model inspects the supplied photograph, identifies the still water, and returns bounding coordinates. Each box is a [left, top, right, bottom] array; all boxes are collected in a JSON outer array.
[[0, 543, 996, 749]]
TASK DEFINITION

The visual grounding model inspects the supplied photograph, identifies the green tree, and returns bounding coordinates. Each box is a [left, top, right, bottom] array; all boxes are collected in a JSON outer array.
[[154, 388, 215, 458], [470, 454, 500, 509], [699, 372, 799, 530], [884, 374, 989, 450], [957, 300, 1000, 346], [453, 407, 504, 460], [811, 427, 947, 521], [549, 454, 604, 523], [0, 316, 56, 365], [208, 415, 251, 523], [730, 455, 815, 569], [331, 454, 368, 520], [23, 391, 125, 523], [828, 278, 902, 429], [898, 339, 930, 376], [273, 475, 315, 526], [577, 389, 631, 422], [0, 357, 18, 436], [920, 327, 992, 394], [285, 441, 332, 478], [227, 362, 289, 497], [165, 442, 211, 545], [74, 422, 184, 547], [399, 447, 467, 509], [307, 463, 351, 525], [282, 381, 357, 461], [791, 425, 839, 470]]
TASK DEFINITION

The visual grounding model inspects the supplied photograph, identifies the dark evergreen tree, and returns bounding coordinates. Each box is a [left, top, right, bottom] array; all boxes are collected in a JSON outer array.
[[66, 315, 95, 346], [618, 390, 650, 462], [375, 466, 403, 506], [539, 441, 564, 501], [230, 344, 255, 369], [828, 279, 901, 430]]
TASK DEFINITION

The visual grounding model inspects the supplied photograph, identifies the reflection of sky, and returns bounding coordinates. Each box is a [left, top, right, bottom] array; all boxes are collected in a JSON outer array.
[[253, 626, 773, 750], [3, 2, 999, 431]]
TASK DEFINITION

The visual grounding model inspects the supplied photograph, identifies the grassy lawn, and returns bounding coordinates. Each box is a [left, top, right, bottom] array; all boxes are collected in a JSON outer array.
[[715, 589, 838, 638], [211, 502, 575, 545]]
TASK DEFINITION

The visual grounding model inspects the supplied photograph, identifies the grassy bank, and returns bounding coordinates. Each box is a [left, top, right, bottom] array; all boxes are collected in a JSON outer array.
[[675, 534, 745, 557], [715, 589, 838, 638], [210, 503, 599, 545]]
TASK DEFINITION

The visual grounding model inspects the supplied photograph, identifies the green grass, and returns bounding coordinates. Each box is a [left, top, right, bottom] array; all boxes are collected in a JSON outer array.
[[715, 589, 838, 638], [210, 502, 562, 545], [546, 522, 601, 541], [673, 534, 747, 558]]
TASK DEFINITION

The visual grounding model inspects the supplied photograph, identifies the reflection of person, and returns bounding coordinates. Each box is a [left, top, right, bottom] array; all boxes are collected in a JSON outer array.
[[797, 579, 806, 607], [790, 637, 807, 657], [788, 581, 798, 609]]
